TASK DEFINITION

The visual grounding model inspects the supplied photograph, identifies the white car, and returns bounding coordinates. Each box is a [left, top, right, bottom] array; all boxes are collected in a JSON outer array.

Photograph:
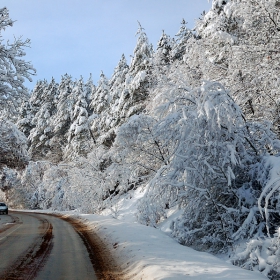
[[0, 203, 8, 215]]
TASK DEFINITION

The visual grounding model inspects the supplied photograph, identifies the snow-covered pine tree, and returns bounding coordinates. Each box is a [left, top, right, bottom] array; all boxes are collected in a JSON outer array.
[[171, 19, 193, 61], [119, 23, 153, 121], [89, 71, 110, 143], [16, 100, 34, 138], [29, 80, 49, 116], [43, 74, 74, 162], [95, 54, 129, 147], [110, 54, 129, 105], [28, 78, 58, 161], [64, 78, 94, 160], [151, 31, 176, 97], [90, 71, 110, 114], [129, 22, 153, 75], [154, 31, 173, 66], [84, 73, 96, 113]]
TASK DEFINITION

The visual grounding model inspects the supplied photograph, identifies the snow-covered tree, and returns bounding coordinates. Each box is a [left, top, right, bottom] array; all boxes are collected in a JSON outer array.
[[84, 74, 96, 111], [43, 74, 74, 162], [137, 81, 280, 253], [171, 19, 193, 60], [90, 71, 110, 114], [89, 71, 110, 144], [115, 114, 169, 175], [64, 78, 95, 159], [124, 22, 153, 110], [0, 7, 34, 171], [184, 0, 280, 134], [16, 100, 34, 138], [28, 78, 58, 161], [0, 167, 24, 205], [29, 80, 49, 115], [92, 55, 129, 147], [154, 31, 173, 66], [0, 7, 35, 119], [0, 118, 28, 170], [130, 22, 153, 75], [110, 55, 129, 107]]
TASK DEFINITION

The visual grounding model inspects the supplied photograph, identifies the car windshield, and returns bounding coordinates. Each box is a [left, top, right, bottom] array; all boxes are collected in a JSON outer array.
[[0, 203, 6, 206]]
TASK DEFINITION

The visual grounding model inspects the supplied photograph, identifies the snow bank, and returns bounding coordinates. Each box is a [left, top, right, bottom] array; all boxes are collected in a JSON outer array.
[[77, 214, 267, 279]]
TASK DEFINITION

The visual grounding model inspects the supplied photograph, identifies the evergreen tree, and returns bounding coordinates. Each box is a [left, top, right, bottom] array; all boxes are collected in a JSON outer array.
[[51, 74, 74, 136], [84, 73, 96, 112], [110, 54, 129, 101], [44, 74, 74, 162], [29, 80, 49, 116], [120, 23, 153, 121], [105, 54, 129, 128], [152, 31, 174, 88], [16, 100, 34, 138], [155, 31, 173, 66], [171, 19, 193, 60], [129, 22, 153, 75], [64, 78, 94, 159], [90, 71, 109, 114], [28, 78, 58, 161]]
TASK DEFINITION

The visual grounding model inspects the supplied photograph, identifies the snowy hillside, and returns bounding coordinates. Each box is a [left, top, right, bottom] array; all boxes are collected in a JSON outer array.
[[2, 1, 280, 278]]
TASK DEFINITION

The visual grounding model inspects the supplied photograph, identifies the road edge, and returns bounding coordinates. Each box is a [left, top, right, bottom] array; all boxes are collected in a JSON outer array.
[[53, 214, 125, 280]]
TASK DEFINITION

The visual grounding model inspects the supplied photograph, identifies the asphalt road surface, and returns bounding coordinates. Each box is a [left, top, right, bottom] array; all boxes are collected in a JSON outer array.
[[0, 211, 97, 280]]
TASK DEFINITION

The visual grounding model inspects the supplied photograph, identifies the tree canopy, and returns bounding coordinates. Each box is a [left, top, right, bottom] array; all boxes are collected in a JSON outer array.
[[0, 7, 35, 170]]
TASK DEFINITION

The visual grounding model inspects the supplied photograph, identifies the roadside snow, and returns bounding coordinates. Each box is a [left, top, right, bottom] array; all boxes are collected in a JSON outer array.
[[77, 213, 267, 279]]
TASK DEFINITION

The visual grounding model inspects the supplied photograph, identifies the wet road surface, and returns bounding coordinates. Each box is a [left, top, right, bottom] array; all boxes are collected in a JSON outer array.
[[0, 211, 97, 280]]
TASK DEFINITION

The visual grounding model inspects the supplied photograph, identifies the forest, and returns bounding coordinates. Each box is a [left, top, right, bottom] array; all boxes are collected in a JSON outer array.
[[1, 0, 280, 278]]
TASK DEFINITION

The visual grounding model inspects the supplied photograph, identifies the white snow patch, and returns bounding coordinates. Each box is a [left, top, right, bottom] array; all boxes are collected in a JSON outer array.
[[78, 214, 267, 279]]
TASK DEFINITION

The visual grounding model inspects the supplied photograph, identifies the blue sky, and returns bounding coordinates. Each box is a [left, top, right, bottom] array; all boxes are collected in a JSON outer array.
[[2, 1, 211, 89]]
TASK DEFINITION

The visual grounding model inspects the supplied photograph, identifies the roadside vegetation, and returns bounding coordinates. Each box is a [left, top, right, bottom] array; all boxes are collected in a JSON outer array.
[[2, 1, 280, 277]]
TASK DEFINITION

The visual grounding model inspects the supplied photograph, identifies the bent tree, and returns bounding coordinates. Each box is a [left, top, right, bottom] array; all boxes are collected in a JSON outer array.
[[0, 7, 35, 170]]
